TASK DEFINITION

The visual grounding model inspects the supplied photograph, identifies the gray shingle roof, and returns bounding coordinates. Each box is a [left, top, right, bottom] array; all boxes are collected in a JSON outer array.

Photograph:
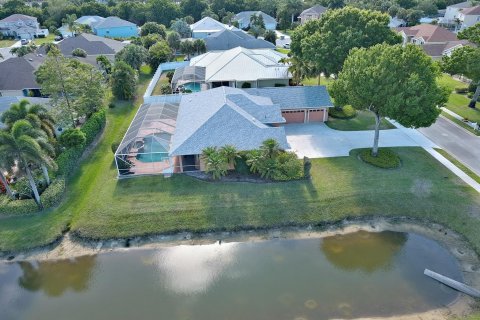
[[93, 16, 136, 29], [0, 14, 37, 23], [38, 33, 126, 56], [169, 87, 289, 156], [205, 29, 275, 50], [300, 5, 328, 16], [0, 57, 39, 91], [234, 11, 277, 26], [244, 86, 334, 110]]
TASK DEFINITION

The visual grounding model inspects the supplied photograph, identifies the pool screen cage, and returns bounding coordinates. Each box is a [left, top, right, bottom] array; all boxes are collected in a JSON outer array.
[[114, 97, 180, 177], [171, 66, 206, 93]]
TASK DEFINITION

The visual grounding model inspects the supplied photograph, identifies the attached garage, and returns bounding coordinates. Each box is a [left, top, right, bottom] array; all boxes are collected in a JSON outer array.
[[307, 109, 328, 122], [282, 110, 305, 123]]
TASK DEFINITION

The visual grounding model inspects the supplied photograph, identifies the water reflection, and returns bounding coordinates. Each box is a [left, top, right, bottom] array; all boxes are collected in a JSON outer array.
[[17, 255, 96, 297], [321, 231, 407, 273], [153, 242, 238, 295]]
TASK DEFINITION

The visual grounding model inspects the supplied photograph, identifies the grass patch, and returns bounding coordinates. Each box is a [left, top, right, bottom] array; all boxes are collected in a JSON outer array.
[[326, 110, 395, 131], [434, 148, 480, 183], [276, 48, 290, 54], [151, 71, 172, 95], [358, 148, 401, 169], [302, 76, 334, 86], [442, 112, 480, 136], [444, 93, 480, 123], [329, 105, 356, 119], [0, 38, 16, 47], [32, 34, 55, 46], [437, 73, 467, 92]]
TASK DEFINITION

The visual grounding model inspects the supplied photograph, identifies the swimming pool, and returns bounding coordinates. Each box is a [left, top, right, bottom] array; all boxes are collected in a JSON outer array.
[[183, 82, 201, 92], [136, 135, 169, 163]]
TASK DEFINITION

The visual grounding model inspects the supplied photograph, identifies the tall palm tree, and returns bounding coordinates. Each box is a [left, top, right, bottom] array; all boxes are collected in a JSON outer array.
[[63, 14, 79, 37], [0, 120, 56, 208], [1, 99, 56, 139]]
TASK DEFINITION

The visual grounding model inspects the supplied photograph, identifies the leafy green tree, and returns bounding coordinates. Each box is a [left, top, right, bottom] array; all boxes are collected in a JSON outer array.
[[167, 32, 181, 55], [96, 55, 112, 75], [250, 13, 265, 30], [211, 0, 246, 15], [171, 19, 191, 38], [58, 128, 86, 148], [140, 21, 167, 38], [330, 44, 446, 156], [291, 7, 401, 77], [279, 0, 303, 24], [193, 39, 206, 55], [141, 33, 162, 49], [264, 30, 276, 44], [115, 44, 149, 70], [458, 23, 480, 45], [10, 43, 37, 57], [71, 62, 105, 117], [147, 0, 180, 26], [201, 8, 219, 21], [442, 46, 480, 109], [0, 100, 55, 139], [111, 61, 138, 100], [0, 120, 56, 208], [180, 0, 208, 21], [318, 0, 344, 9], [148, 40, 172, 69]]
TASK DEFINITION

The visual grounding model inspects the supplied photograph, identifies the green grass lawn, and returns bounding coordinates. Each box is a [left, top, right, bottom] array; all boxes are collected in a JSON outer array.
[[276, 48, 290, 54], [437, 73, 467, 92], [151, 71, 171, 95], [1, 67, 480, 257], [434, 148, 480, 183], [0, 38, 16, 48], [302, 76, 334, 86], [326, 111, 396, 131], [445, 93, 480, 123], [32, 34, 55, 46], [442, 112, 480, 136]]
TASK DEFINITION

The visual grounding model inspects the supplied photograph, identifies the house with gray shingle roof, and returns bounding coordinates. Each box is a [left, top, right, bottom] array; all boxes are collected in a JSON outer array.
[[39, 33, 126, 57], [92, 16, 138, 38], [299, 5, 327, 24], [0, 14, 47, 40], [234, 11, 277, 30], [205, 29, 275, 51], [0, 56, 41, 97]]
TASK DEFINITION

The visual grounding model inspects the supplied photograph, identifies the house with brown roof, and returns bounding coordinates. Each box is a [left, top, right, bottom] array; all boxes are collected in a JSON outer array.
[[395, 24, 472, 60]]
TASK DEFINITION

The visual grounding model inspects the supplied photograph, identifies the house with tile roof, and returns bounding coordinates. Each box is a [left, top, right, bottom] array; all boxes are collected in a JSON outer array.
[[204, 29, 275, 51], [234, 11, 277, 30], [185, 47, 290, 89], [92, 16, 138, 38], [299, 5, 328, 25], [190, 17, 238, 39], [0, 14, 47, 40], [395, 24, 472, 59]]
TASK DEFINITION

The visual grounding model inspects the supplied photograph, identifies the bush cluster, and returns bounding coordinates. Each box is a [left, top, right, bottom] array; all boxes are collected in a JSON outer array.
[[455, 87, 469, 94], [329, 105, 357, 119], [358, 148, 401, 169]]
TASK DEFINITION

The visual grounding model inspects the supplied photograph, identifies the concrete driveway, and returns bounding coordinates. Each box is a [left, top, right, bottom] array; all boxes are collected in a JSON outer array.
[[285, 123, 437, 158], [0, 40, 21, 61], [275, 30, 291, 48], [419, 116, 480, 176]]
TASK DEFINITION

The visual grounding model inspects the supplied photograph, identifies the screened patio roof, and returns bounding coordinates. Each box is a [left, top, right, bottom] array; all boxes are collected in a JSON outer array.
[[171, 66, 206, 89]]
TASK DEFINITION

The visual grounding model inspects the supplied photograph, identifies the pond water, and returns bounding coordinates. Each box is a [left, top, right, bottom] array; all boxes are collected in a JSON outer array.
[[0, 231, 462, 320]]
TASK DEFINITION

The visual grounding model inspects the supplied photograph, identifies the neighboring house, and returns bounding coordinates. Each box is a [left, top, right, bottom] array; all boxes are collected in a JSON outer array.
[[190, 17, 238, 39], [298, 5, 327, 25], [442, 1, 474, 23], [184, 47, 290, 89], [0, 56, 41, 97], [0, 96, 50, 128], [389, 16, 406, 28], [58, 16, 105, 37], [395, 24, 470, 59], [92, 16, 138, 38], [456, 5, 480, 30], [0, 14, 48, 40], [234, 11, 277, 30], [204, 29, 275, 51]]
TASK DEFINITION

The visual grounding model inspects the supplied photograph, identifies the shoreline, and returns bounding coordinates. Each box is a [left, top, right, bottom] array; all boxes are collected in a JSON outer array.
[[1, 217, 479, 319]]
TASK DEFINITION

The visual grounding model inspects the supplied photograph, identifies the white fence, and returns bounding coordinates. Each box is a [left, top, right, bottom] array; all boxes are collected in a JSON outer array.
[[143, 61, 189, 99]]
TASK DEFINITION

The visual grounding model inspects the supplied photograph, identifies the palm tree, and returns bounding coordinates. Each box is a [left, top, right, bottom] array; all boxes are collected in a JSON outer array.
[[1, 99, 56, 139], [193, 39, 206, 56], [62, 14, 79, 37], [246, 149, 262, 174], [204, 152, 228, 180], [220, 145, 239, 168], [0, 120, 56, 208], [260, 139, 281, 159]]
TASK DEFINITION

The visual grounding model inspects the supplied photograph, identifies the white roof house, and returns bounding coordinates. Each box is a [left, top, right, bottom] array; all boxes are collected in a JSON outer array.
[[188, 47, 290, 88], [190, 17, 238, 39]]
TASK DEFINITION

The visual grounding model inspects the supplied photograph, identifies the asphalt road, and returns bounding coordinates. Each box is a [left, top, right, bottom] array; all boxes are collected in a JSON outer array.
[[418, 116, 480, 176]]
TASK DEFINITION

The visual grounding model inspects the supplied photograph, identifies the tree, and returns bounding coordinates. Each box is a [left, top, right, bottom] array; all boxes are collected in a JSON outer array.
[[0, 152, 15, 199], [264, 30, 276, 44], [0, 120, 56, 208], [250, 13, 265, 30], [192, 39, 206, 55], [58, 128, 86, 148], [180, 0, 208, 22], [279, 0, 302, 24], [115, 44, 149, 70], [201, 8, 219, 21], [171, 19, 191, 38], [96, 55, 112, 75], [167, 32, 181, 55], [291, 7, 401, 77], [111, 61, 138, 100], [458, 23, 480, 46], [10, 43, 37, 57], [201, 147, 228, 179], [0, 99, 55, 139], [147, 0, 180, 26], [180, 40, 195, 59], [148, 41, 172, 69], [220, 145, 239, 167], [140, 21, 167, 38], [62, 13, 78, 37], [330, 44, 446, 156], [442, 46, 480, 109], [71, 62, 106, 117], [260, 138, 281, 159], [141, 33, 163, 49]]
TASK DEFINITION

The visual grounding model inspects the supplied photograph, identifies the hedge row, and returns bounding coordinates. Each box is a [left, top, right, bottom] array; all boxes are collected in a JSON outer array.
[[0, 178, 65, 216], [57, 109, 106, 176]]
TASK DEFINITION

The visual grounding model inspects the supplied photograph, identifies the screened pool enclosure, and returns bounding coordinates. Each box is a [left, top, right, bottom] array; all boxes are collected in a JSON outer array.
[[171, 66, 206, 93], [115, 96, 181, 176]]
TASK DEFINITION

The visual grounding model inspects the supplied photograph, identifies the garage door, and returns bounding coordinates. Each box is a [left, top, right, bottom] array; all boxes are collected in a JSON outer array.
[[307, 109, 325, 122], [282, 110, 305, 123]]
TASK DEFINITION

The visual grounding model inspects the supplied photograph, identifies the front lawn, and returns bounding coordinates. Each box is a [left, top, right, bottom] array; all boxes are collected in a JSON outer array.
[[326, 110, 395, 131], [302, 76, 334, 86], [437, 73, 467, 92], [445, 93, 480, 123], [0, 38, 16, 48], [32, 34, 56, 46]]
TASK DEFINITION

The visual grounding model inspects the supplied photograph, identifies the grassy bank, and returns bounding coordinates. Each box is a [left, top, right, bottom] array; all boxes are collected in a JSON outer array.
[[435, 148, 480, 184], [326, 110, 395, 131], [442, 112, 480, 136]]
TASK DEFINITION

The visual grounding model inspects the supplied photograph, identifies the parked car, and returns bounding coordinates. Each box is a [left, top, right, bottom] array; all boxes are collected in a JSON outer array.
[[20, 39, 29, 45], [54, 35, 63, 41], [282, 43, 290, 49]]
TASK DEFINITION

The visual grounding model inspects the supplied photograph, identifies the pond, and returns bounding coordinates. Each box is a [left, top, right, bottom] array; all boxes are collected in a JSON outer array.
[[0, 231, 463, 320]]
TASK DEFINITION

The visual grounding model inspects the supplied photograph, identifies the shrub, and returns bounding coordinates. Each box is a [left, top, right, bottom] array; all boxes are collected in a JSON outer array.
[[166, 71, 174, 83], [468, 82, 476, 93], [56, 147, 83, 175], [160, 83, 172, 94], [59, 128, 86, 148], [235, 155, 250, 175], [454, 87, 469, 94], [274, 83, 286, 87], [329, 105, 356, 119], [80, 109, 106, 145], [241, 82, 252, 88], [39, 177, 65, 209], [72, 48, 87, 57], [358, 148, 401, 169], [272, 152, 304, 181], [108, 102, 116, 108], [111, 141, 120, 154]]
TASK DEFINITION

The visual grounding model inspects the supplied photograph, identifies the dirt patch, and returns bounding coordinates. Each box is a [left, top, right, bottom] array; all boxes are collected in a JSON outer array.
[[1, 218, 479, 319]]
